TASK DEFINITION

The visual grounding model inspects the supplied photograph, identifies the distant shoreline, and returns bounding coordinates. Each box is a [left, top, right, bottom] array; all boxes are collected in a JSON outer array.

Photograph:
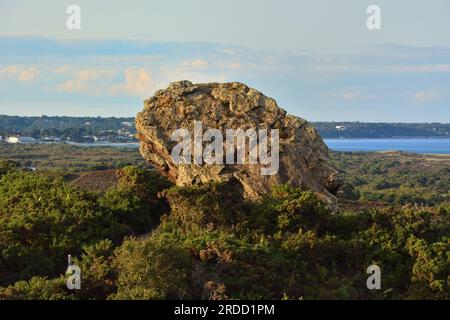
[[324, 137, 450, 140], [1, 138, 449, 155], [324, 138, 450, 155]]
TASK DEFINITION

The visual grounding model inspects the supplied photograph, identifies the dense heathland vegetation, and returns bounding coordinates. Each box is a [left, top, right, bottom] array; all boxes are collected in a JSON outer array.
[[0, 144, 448, 300], [0, 144, 143, 172], [2, 144, 448, 207], [333, 151, 450, 207]]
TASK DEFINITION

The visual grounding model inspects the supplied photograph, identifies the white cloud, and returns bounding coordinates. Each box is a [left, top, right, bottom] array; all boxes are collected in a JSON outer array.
[[312, 65, 356, 72], [0, 65, 18, 75], [52, 65, 72, 74], [339, 92, 358, 101], [181, 59, 209, 68], [392, 64, 450, 73], [57, 68, 116, 95], [18, 67, 39, 81], [55, 65, 226, 98], [311, 64, 450, 75], [159, 66, 228, 86], [330, 91, 359, 101], [0, 65, 40, 82], [412, 90, 440, 102], [221, 48, 235, 55], [227, 62, 241, 69], [108, 68, 153, 97]]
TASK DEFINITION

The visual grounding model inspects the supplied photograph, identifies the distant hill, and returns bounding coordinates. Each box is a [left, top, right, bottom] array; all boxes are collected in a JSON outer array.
[[0, 115, 449, 139], [312, 122, 450, 138], [0, 115, 135, 132], [0, 115, 136, 142]]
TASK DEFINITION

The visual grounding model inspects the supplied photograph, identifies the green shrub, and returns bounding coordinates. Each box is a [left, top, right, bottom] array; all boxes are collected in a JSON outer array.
[[162, 181, 247, 230], [0, 276, 73, 300], [112, 236, 193, 300], [0, 171, 128, 286]]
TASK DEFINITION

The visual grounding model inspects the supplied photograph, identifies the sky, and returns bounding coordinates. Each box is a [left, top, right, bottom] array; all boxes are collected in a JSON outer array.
[[0, 0, 449, 122]]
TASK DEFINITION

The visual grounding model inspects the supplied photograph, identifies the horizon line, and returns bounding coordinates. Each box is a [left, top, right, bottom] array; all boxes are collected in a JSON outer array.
[[0, 114, 449, 125]]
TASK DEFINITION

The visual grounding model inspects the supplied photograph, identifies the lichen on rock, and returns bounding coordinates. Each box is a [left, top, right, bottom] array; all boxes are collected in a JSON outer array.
[[136, 81, 342, 208]]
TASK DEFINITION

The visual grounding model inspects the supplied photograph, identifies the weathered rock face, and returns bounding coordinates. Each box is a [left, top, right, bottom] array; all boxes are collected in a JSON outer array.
[[136, 81, 342, 208]]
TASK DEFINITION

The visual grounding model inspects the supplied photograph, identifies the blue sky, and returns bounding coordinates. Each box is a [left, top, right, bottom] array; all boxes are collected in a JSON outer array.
[[0, 0, 449, 121]]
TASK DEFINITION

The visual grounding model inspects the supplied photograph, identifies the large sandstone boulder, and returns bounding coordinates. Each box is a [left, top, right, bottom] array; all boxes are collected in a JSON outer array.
[[136, 81, 342, 208]]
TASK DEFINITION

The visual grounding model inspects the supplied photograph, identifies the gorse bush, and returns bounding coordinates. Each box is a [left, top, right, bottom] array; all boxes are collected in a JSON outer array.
[[0, 276, 72, 300], [249, 185, 329, 234], [0, 170, 128, 286], [99, 166, 172, 233], [331, 152, 450, 206], [0, 162, 448, 300], [113, 236, 193, 300], [0, 160, 18, 177], [0, 165, 170, 287], [109, 183, 449, 300], [162, 180, 247, 230]]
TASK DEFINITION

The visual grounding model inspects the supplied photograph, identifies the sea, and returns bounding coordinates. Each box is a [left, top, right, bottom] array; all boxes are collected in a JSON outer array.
[[70, 138, 450, 155], [324, 138, 450, 154]]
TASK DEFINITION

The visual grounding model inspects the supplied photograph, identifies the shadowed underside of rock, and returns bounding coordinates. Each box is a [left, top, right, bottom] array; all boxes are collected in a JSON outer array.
[[136, 81, 342, 208]]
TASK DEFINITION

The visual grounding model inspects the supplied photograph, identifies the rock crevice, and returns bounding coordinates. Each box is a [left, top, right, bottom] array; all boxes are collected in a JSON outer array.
[[136, 81, 342, 207]]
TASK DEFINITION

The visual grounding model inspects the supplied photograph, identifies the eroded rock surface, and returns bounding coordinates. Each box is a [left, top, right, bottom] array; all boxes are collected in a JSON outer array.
[[136, 81, 342, 208]]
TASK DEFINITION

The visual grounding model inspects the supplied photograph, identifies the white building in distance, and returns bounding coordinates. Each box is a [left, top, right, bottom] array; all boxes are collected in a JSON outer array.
[[121, 121, 133, 127], [6, 136, 36, 144]]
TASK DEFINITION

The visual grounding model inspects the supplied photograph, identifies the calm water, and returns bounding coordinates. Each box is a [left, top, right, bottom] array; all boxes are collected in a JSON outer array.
[[324, 138, 450, 154], [70, 139, 450, 155], [67, 142, 140, 148]]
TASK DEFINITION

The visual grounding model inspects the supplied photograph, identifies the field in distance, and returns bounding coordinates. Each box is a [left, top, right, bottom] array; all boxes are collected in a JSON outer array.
[[0, 143, 448, 209]]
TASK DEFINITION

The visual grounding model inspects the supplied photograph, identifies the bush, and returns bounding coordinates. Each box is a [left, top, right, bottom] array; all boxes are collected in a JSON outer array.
[[0, 162, 448, 300], [0, 171, 128, 286], [100, 188, 154, 234], [99, 166, 172, 233], [0, 276, 73, 300], [112, 236, 193, 300], [0, 160, 18, 177], [162, 181, 247, 230], [248, 185, 329, 234]]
